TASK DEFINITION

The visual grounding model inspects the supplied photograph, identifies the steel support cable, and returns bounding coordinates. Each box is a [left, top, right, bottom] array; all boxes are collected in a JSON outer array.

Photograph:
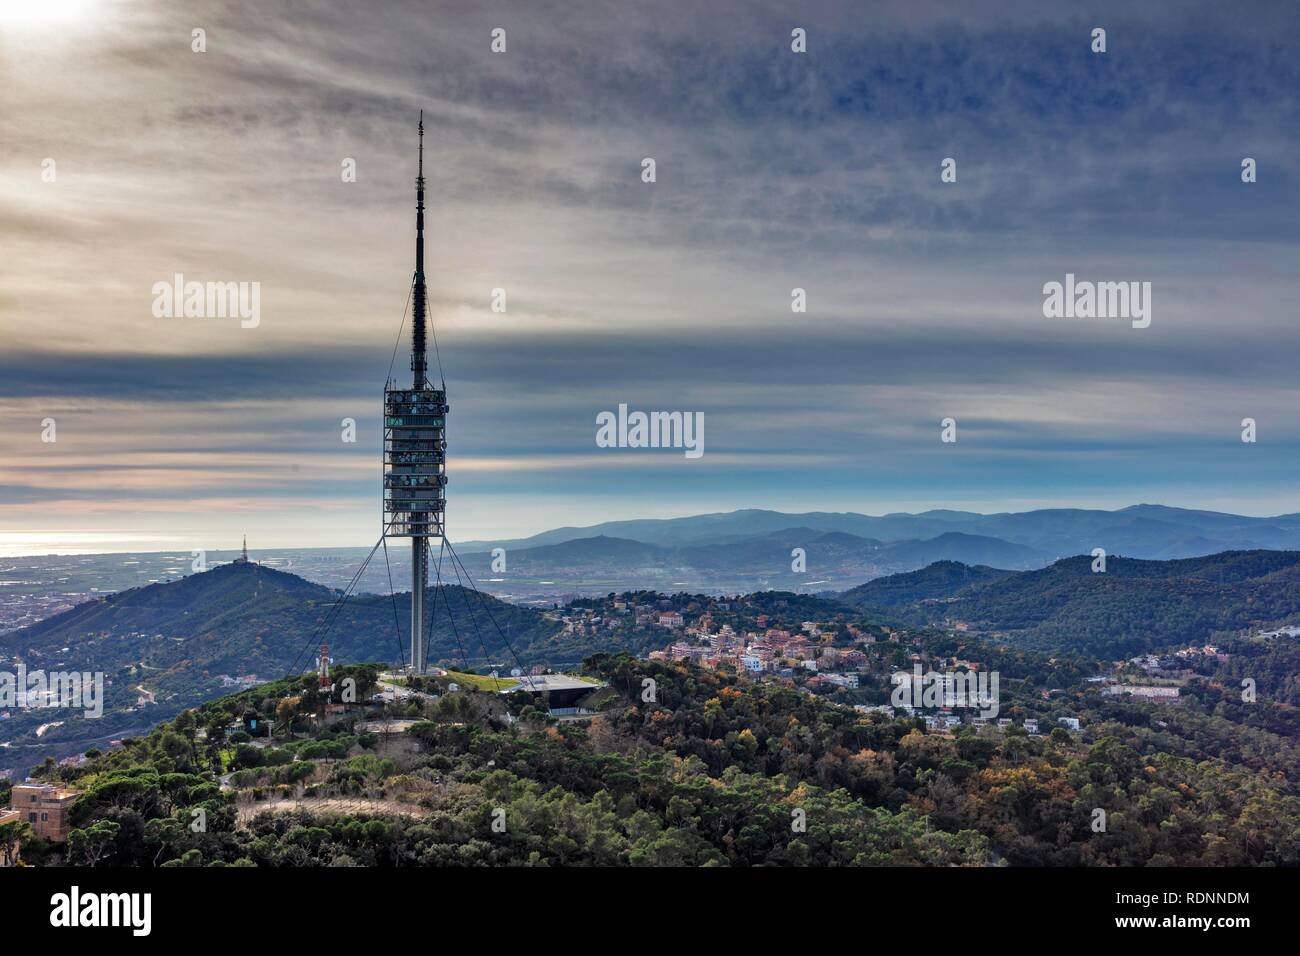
[[437, 579, 472, 677], [445, 543, 497, 675], [386, 284, 414, 385], [427, 538, 471, 673], [379, 536, 408, 670], [285, 535, 384, 678], [443, 539, 528, 679]]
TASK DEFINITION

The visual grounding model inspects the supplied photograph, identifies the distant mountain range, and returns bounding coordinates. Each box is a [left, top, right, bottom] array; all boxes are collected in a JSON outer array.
[[453, 504, 1300, 593], [0, 525, 1056, 608], [458, 528, 1047, 580], [460, 505, 1300, 559], [7, 505, 1300, 603]]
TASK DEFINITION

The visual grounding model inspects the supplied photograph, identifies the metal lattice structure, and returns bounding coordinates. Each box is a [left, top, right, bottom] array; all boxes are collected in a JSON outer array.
[[383, 388, 447, 538]]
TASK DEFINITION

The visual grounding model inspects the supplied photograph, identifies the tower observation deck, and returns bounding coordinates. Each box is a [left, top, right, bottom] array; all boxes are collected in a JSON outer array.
[[383, 113, 445, 673]]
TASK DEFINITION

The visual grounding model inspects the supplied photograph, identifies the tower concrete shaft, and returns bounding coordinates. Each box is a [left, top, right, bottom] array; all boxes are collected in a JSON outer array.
[[412, 541, 427, 673]]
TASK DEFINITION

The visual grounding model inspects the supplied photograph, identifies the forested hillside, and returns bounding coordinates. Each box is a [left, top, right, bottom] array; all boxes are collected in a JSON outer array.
[[840, 561, 1013, 608], [0, 562, 560, 776], [13, 654, 1298, 868], [848, 552, 1300, 657]]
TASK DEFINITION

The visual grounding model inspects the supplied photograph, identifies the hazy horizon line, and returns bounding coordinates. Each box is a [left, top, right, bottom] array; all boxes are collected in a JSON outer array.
[[2, 499, 1296, 559]]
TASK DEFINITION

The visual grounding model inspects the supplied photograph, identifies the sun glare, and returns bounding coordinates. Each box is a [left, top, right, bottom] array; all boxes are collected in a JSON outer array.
[[0, 0, 98, 29]]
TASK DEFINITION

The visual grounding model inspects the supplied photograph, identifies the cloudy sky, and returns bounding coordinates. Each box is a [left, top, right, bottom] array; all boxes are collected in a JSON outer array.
[[2, 0, 1299, 554]]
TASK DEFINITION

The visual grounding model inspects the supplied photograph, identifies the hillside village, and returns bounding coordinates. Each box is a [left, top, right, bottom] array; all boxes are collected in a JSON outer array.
[[535, 588, 1294, 747]]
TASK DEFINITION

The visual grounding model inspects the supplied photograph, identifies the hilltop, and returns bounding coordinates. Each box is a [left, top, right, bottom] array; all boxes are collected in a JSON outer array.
[[843, 550, 1300, 658], [0, 561, 560, 776], [840, 561, 1014, 607], [9, 561, 558, 680]]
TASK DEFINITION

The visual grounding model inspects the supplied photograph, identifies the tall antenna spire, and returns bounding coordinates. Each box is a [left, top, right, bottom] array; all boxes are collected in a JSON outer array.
[[411, 110, 427, 387], [383, 112, 446, 676]]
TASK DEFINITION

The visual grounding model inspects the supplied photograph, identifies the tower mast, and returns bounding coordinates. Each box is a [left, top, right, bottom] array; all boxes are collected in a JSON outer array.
[[384, 113, 447, 675], [410, 111, 429, 675], [412, 111, 428, 387]]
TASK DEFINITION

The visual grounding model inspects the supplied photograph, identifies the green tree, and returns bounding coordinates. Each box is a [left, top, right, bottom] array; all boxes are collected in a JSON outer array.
[[0, 820, 32, 866], [68, 820, 121, 866]]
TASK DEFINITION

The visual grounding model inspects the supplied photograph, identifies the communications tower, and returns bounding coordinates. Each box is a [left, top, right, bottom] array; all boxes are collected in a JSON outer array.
[[383, 113, 448, 674]]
